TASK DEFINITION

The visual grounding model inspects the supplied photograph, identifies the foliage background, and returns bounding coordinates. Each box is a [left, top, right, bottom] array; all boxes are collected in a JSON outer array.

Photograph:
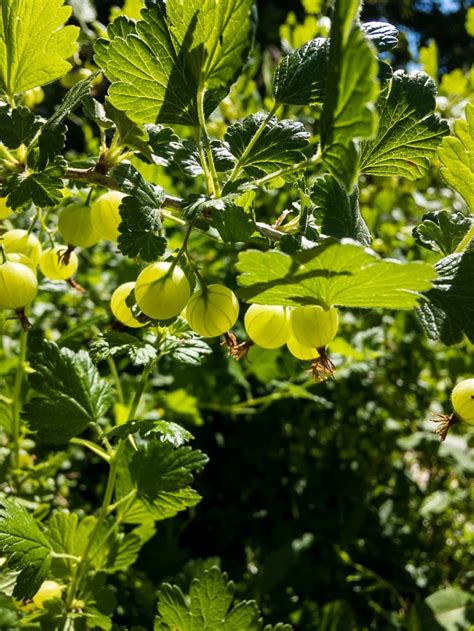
[[0, 0, 473, 629]]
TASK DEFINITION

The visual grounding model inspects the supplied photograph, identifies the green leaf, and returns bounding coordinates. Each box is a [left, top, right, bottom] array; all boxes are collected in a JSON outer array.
[[225, 115, 309, 179], [159, 319, 213, 365], [273, 38, 329, 106], [237, 239, 435, 310], [91, 332, 157, 367], [361, 22, 398, 52], [413, 210, 474, 255], [155, 567, 260, 631], [360, 71, 449, 179], [175, 140, 235, 177], [321, 1, 379, 150], [322, 140, 360, 191], [97, 0, 254, 126], [107, 419, 193, 447], [0, 498, 51, 599], [112, 163, 167, 261], [422, 588, 474, 630], [0, 106, 42, 149], [22, 337, 113, 445], [130, 440, 208, 520], [211, 204, 256, 243], [145, 124, 182, 166], [310, 175, 371, 246], [418, 243, 474, 345], [438, 102, 474, 211], [2, 157, 66, 209], [0, 0, 79, 98]]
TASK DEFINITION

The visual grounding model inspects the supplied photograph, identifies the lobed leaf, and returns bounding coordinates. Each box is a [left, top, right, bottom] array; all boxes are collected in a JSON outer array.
[[360, 71, 449, 179], [225, 115, 310, 179], [0, 0, 78, 98], [0, 498, 51, 599], [310, 175, 371, 246], [237, 239, 435, 310], [22, 338, 113, 445], [438, 102, 474, 212], [417, 242, 474, 345]]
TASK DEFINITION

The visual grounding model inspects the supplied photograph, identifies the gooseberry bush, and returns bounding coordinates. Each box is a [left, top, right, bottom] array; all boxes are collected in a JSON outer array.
[[0, 0, 473, 629]]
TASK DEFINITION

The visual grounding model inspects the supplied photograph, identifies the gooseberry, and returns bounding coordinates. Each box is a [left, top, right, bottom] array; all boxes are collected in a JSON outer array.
[[91, 191, 125, 242], [135, 262, 191, 320], [451, 379, 474, 424], [32, 581, 62, 608], [0, 259, 38, 310], [287, 334, 318, 361], [22, 86, 45, 108], [2, 229, 42, 267], [0, 197, 12, 220], [111, 282, 146, 328], [244, 304, 290, 349], [40, 246, 79, 280], [58, 203, 100, 248], [290, 305, 339, 350], [186, 284, 239, 337]]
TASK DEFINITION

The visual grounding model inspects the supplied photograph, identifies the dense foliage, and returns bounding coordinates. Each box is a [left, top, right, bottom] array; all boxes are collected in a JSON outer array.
[[0, 0, 473, 629]]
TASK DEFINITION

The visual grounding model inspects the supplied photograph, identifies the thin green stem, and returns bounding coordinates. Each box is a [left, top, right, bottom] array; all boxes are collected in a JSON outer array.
[[455, 224, 474, 253], [69, 438, 111, 463], [194, 126, 215, 197], [64, 362, 154, 616], [197, 85, 220, 196], [11, 325, 28, 473], [253, 147, 322, 188], [227, 103, 279, 184]]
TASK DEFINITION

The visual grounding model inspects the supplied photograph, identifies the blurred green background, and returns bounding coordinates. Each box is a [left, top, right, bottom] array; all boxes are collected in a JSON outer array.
[[1, 0, 473, 628]]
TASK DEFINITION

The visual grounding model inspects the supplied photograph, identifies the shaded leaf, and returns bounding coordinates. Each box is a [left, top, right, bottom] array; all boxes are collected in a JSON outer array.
[[2, 158, 66, 209], [225, 115, 309, 178], [418, 243, 474, 345], [22, 338, 113, 444], [413, 210, 474, 255], [0, 107, 42, 149], [0, 498, 51, 599], [360, 71, 449, 179], [112, 163, 167, 261], [90, 332, 157, 367], [361, 22, 399, 52], [310, 175, 371, 246], [155, 567, 261, 631]]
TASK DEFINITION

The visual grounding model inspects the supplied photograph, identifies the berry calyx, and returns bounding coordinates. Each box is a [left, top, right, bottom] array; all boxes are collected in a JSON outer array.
[[244, 304, 290, 349], [40, 246, 79, 281], [135, 262, 191, 320], [58, 203, 100, 248], [186, 284, 239, 337], [2, 229, 42, 267], [91, 191, 125, 242], [111, 282, 146, 328], [433, 379, 474, 441]]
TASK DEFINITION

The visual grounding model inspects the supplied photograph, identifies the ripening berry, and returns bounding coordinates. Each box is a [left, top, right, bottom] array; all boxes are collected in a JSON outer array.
[[2, 229, 42, 267], [0, 260, 38, 310], [58, 203, 100, 248], [451, 379, 474, 424], [135, 262, 191, 320], [186, 284, 239, 337], [111, 282, 146, 328], [91, 191, 125, 242], [32, 581, 63, 608], [244, 304, 290, 349], [286, 334, 318, 361], [290, 305, 339, 349], [40, 246, 79, 280]]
